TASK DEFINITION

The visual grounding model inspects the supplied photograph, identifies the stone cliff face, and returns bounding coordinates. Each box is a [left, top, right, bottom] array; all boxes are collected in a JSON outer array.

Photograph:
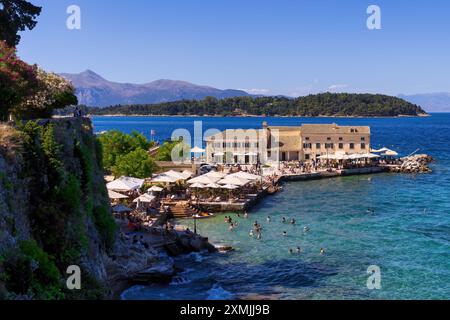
[[0, 118, 116, 299]]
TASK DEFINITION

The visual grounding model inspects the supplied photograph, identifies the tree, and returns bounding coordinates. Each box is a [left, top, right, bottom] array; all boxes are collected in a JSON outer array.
[[15, 67, 78, 119], [0, 40, 37, 120], [0, 0, 42, 47], [112, 149, 157, 178], [97, 130, 153, 171]]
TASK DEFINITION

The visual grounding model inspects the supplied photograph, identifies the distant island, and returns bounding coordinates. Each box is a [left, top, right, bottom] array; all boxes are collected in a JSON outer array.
[[65, 93, 428, 117]]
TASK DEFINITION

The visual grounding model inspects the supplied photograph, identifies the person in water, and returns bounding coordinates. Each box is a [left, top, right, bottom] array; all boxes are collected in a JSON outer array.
[[282, 217, 287, 223], [249, 230, 254, 237], [267, 216, 271, 222], [303, 226, 310, 233], [244, 211, 249, 219], [283, 231, 287, 237], [296, 246, 302, 254], [291, 218, 296, 225], [320, 248, 325, 255], [289, 248, 293, 254]]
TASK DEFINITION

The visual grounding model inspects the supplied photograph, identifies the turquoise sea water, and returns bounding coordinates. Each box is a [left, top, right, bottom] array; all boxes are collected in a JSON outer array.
[[93, 114, 450, 300]]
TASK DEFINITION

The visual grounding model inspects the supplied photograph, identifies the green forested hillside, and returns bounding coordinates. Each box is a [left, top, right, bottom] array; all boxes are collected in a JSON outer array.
[[85, 93, 427, 117]]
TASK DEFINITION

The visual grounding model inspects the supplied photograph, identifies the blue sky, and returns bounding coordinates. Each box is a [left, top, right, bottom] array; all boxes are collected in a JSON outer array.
[[17, 0, 450, 96]]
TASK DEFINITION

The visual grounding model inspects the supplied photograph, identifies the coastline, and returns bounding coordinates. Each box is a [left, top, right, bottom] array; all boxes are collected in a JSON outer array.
[[81, 113, 431, 119]]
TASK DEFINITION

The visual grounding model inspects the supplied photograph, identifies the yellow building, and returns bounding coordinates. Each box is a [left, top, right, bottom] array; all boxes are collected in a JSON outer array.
[[205, 122, 371, 164]]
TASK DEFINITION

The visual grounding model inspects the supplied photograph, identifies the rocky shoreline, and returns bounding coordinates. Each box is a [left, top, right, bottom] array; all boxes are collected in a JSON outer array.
[[388, 154, 434, 173], [105, 230, 216, 299]]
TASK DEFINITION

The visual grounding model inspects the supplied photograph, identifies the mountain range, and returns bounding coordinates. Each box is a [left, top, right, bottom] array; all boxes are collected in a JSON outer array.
[[398, 93, 450, 113], [60, 70, 250, 107], [61, 70, 450, 112]]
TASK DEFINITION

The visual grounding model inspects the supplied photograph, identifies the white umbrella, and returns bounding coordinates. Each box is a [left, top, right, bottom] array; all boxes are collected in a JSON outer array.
[[133, 194, 156, 203], [205, 183, 221, 189], [229, 171, 261, 181], [382, 150, 399, 157], [108, 190, 128, 200], [107, 176, 144, 191], [371, 147, 390, 153], [191, 146, 205, 153], [148, 186, 164, 192], [182, 170, 194, 178], [164, 170, 190, 180], [361, 153, 381, 159], [190, 182, 207, 189], [221, 184, 239, 190], [205, 171, 227, 178], [218, 176, 250, 186], [151, 175, 179, 183], [187, 175, 219, 184]]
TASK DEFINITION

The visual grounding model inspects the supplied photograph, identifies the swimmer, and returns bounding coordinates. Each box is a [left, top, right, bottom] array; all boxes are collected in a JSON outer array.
[[283, 231, 287, 237], [303, 226, 310, 233], [320, 248, 325, 255], [289, 248, 293, 254], [253, 221, 259, 228], [296, 246, 302, 254], [229, 225, 234, 231], [244, 211, 248, 218], [224, 216, 228, 223], [249, 230, 254, 237], [267, 216, 271, 222], [282, 217, 287, 223], [236, 213, 240, 218], [290, 218, 296, 225]]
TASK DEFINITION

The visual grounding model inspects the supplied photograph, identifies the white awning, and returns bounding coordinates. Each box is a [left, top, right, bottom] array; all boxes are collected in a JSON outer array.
[[108, 190, 128, 200], [190, 182, 207, 189], [221, 184, 239, 190], [218, 176, 250, 186], [148, 186, 164, 192], [133, 194, 156, 203], [229, 171, 262, 181], [107, 176, 144, 191], [187, 175, 220, 184], [191, 146, 205, 153]]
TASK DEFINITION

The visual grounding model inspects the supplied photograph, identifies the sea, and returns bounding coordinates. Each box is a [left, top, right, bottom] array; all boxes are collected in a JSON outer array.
[[92, 114, 450, 300]]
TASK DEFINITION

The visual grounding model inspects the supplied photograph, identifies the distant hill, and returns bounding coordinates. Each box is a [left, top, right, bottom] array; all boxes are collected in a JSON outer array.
[[85, 93, 427, 117], [399, 93, 450, 112], [60, 70, 250, 107]]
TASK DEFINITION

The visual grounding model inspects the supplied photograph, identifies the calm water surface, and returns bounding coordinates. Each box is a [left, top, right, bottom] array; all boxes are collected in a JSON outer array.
[[93, 114, 450, 300]]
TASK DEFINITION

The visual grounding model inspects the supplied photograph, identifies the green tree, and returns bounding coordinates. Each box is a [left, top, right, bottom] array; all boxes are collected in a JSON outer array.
[[0, 0, 42, 47], [112, 149, 157, 178]]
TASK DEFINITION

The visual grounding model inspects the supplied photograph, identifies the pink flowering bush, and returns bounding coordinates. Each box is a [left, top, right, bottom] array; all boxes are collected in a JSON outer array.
[[0, 40, 38, 121], [0, 40, 77, 120]]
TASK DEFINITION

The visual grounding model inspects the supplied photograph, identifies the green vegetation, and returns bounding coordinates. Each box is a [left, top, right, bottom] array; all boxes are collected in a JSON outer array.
[[1, 240, 64, 299], [0, 120, 116, 299], [87, 93, 427, 117], [97, 130, 158, 178], [0, 0, 42, 47]]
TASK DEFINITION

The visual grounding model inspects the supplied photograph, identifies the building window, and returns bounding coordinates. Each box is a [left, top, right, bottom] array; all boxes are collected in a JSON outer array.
[[305, 137, 310, 141], [361, 137, 365, 141], [339, 137, 343, 141], [305, 154, 310, 160], [325, 143, 334, 149], [316, 143, 321, 149], [339, 143, 344, 149], [303, 143, 312, 149], [361, 143, 366, 149], [327, 137, 331, 141], [350, 143, 355, 149]]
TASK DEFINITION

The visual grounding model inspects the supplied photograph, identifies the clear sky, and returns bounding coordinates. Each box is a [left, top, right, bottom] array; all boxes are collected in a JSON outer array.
[[17, 0, 450, 96]]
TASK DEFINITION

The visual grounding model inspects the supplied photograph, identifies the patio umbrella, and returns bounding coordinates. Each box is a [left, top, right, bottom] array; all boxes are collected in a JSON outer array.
[[151, 175, 179, 183], [108, 190, 128, 200], [191, 146, 205, 153], [148, 186, 164, 192], [229, 171, 261, 181], [205, 183, 221, 189], [187, 175, 219, 184], [133, 194, 156, 203], [190, 182, 207, 189], [107, 176, 144, 191], [218, 176, 250, 186], [382, 150, 399, 157], [221, 184, 239, 190], [205, 171, 227, 178]]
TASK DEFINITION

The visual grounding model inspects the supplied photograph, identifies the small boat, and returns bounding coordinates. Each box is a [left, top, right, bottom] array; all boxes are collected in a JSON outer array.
[[192, 212, 214, 219]]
